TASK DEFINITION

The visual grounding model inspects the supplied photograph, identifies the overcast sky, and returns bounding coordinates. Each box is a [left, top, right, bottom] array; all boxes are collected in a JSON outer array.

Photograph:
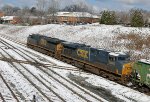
[[0, 0, 149, 11]]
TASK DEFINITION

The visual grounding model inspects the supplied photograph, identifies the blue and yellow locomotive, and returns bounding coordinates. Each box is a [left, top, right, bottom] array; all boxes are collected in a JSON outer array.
[[27, 34, 132, 83]]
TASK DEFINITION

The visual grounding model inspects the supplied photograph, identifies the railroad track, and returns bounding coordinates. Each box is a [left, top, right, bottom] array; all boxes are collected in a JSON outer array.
[[0, 35, 80, 72], [0, 35, 26, 47], [0, 57, 80, 71], [16, 39, 150, 94], [0, 51, 50, 101], [14, 45, 104, 101], [0, 37, 106, 101], [0, 41, 65, 102], [1, 35, 149, 100], [0, 92, 5, 102], [0, 71, 19, 102]]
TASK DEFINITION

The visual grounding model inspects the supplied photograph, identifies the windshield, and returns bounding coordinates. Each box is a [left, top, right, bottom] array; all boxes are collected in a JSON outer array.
[[109, 56, 117, 61], [118, 57, 126, 61]]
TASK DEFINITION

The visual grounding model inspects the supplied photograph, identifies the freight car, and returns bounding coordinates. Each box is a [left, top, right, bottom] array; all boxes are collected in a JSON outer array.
[[131, 59, 150, 88], [27, 34, 133, 83]]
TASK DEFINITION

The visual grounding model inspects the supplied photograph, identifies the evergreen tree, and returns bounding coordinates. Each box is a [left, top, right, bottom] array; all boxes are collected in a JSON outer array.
[[130, 10, 144, 27], [100, 11, 116, 25], [111, 12, 117, 24]]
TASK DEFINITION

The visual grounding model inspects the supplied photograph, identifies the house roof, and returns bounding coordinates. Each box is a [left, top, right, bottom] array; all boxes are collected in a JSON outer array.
[[109, 52, 126, 57], [1, 16, 15, 20], [51, 12, 99, 18]]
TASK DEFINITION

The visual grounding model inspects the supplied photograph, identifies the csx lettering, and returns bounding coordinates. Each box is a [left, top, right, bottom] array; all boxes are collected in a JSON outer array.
[[77, 49, 88, 58]]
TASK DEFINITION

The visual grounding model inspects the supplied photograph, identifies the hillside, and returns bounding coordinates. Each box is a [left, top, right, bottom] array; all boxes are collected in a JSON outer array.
[[0, 23, 150, 60], [0, 24, 150, 101]]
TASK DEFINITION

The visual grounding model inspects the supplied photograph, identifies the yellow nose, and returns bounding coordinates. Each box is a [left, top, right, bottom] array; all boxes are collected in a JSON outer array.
[[122, 62, 133, 76]]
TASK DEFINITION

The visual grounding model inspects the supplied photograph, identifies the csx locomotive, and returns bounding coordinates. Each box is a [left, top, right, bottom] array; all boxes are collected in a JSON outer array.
[[27, 34, 150, 88]]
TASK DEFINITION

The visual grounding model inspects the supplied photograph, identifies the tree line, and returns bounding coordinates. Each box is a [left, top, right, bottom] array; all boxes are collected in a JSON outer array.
[[100, 9, 150, 27], [0, 0, 95, 25], [0, 0, 150, 27]]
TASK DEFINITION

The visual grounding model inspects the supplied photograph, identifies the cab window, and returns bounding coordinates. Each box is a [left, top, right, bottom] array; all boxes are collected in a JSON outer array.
[[109, 56, 117, 61], [118, 57, 125, 61]]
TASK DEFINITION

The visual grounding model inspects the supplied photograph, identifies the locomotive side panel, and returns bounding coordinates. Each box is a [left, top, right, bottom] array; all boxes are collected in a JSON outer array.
[[63, 47, 77, 58], [46, 42, 56, 51], [90, 48, 109, 64]]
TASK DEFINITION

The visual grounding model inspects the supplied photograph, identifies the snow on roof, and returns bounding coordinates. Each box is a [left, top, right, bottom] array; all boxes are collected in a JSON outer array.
[[29, 16, 45, 19], [109, 52, 126, 57], [98, 48, 107, 51], [56, 12, 99, 18], [1, 16, 15, 20], [139, 59, 150, 65]]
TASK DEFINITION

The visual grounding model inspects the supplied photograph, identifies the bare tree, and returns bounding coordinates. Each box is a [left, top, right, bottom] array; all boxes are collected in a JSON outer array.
[[18, 7, 32, 25], [36, 0, 48, 24], [116, 11, 130, 25], [1, 4, 21, 16], [12, 7, 21, 15], [2, 5, 14, 16], [47, 0, 60, 23], [30, 7, 37, 16], [142, 10, 150, 26]]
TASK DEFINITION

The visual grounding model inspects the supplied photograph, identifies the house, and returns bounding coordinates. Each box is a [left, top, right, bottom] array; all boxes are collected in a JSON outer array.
[[48, 12, 100, 24], [0, 12, 4, 24], [1, 16, 22, 24], [0, 11, 4, 17]]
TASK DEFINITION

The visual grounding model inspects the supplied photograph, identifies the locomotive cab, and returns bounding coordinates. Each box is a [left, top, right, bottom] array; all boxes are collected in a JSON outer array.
[[109, 52, 131, 75], [108, 52, 132, 83], [27, 34, 44, 47], [109, 52, 129, 65]]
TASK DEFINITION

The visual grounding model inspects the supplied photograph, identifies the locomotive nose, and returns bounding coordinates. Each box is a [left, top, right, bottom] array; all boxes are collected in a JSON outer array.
[[122, 62, 133, 76], [121, 62, 133, 82]]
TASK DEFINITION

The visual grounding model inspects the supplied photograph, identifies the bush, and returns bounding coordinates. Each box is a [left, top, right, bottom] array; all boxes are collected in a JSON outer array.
[[130, 9, 144, 27], [100, 11, 117, 25], [117, 33, 149, 51]]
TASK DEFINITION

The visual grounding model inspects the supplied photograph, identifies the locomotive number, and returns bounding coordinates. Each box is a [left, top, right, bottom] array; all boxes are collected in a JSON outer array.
[[77, 49, 88, 58], [40, 39, 47, 46]]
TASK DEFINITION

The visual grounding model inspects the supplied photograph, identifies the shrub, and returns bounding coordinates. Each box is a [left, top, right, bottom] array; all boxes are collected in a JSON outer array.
[[100, 11, 117, 25], [130, 9, 144, 27]]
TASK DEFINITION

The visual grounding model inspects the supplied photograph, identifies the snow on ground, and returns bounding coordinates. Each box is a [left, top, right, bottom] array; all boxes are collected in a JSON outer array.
[[0, 24, 150, 102], [0, 61, 48, 102], [53, 67, 150, 102], [0, 36, 108, 102], [0, 61, 17, 102], [0, 23, 150, 59], [72, 72, 150, 102]]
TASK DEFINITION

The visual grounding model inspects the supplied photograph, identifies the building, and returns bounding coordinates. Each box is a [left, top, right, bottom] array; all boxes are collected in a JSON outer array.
[[1, 16, 22, 24], [49, 12, 100, 24], [0, 11, 4, 17], [0, 12, 4, 24]]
